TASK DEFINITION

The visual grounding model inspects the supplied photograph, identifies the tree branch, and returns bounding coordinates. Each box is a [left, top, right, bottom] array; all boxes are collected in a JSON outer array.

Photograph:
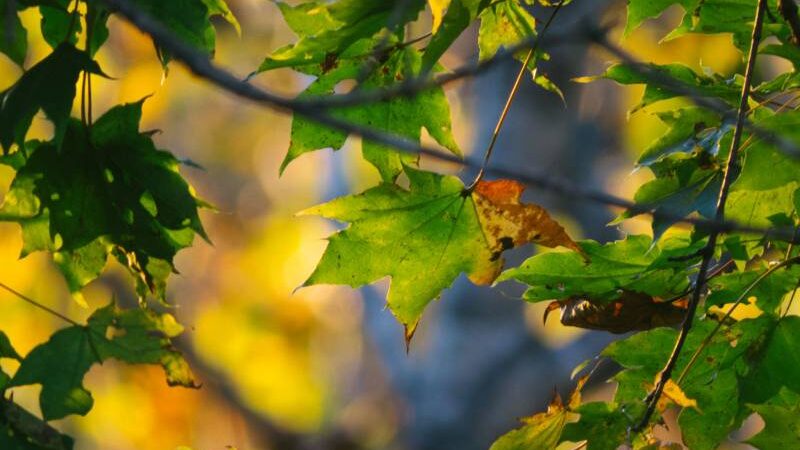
[[467, 0, 567, 189], [1, 398, 73, 450], [633, 0, 769, 431], [174, 338, 360, 450], [96, 0, 800, 243]]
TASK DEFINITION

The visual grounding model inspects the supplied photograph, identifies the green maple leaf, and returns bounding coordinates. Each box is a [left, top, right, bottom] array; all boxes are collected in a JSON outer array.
[[619, 156, 722, 240], [0, 43, 103, 153], [477, 0, 561, 97], [0, 331, 21, 392], [302, 169, 579, 338], [0, 331, 21, 361], [576, 63, 741, 113], [9, 303, 195, 420], [260, 1, 465, 181], [625, 0, 787, 50], [39, 0, 79, 50], [423, 0, 486, 72], [282, 46, 461, 182], [706, 264, 800, 313], [624, 0, 695, 36], [490, 375, 587, 450], [728, 110, 800, 228], [477, 0, 536, 62], [498, 234, 699, 302], [129, 0, 237, 66], [636, 107, 723, 166], [560, 402, 639, 450], [258, 0, 425, 73], [0, 100, 207, 300], [604, 316, 777, 450], [740, 316, 800, 405], [301, 168, 497, 333]]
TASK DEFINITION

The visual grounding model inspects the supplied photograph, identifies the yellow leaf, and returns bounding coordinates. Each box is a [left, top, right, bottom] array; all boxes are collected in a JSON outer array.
[[472, 179, 582, 271], [429, 0, 452, 33], [656, 379, 699, 412]]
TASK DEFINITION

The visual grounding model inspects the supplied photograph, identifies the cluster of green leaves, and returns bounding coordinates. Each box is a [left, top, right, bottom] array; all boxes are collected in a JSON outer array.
[[259, 0, 575, 335], [490, 1, 800, 448], [3, 0, 800, 448], [0, 0, 235, 447], [260, 0, 568, 181], [1, 304, 193, 449], [263, 1, 800, 447]]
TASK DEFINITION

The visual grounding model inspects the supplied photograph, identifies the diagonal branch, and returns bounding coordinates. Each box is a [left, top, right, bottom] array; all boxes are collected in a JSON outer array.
[[633, 0, 769, 432], [1, 398, 72, 450], [0, 280, 352, 450], [95, 0, 800, 243]]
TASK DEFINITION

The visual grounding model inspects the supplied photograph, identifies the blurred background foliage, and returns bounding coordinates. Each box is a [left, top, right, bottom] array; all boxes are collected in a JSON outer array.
[[0, 1, 769, 449]]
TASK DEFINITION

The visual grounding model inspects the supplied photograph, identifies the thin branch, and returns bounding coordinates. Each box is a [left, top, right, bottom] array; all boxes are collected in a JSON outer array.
[[633, 0, 769, 432], [676, 255, 800, 385], [93, 0, 800, 243], [0, 281, 80, 326], [0, 280, 341, 450], [467, 0, 566, 190], [354, 0, 417, 84], [468, 47, 536, 189], [2, 398, 72, 450], [175, 337, 359, 450]]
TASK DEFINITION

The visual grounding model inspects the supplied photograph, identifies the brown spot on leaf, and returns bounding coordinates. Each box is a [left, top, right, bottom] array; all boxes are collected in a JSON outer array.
[[321, 52, 338, 73]]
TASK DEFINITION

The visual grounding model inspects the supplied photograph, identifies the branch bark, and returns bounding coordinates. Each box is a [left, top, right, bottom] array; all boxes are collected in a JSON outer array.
[[633, 0, 769, 431], [91, 0, 800, 243]]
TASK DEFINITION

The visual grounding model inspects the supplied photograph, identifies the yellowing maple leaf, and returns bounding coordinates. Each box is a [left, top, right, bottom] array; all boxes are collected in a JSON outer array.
[[300, 168, 578, 340]]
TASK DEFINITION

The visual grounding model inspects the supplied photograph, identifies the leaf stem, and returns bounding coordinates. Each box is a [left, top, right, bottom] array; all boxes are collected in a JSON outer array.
[[467, 0, 565, 190], [633, 0, 768, 432], [94, 0, 800, 242], [676, 255, 800, 385], [0, 281, 80, 326], [355, 0, 416, 84]]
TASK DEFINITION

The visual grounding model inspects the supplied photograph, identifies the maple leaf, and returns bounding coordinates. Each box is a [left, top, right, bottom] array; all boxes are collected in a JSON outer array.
[[0, 100, 207, 301], [489, 373, 588, 450], [0, 43, 104, 153], [10, 302, 195, 420], [281, 46, 461, 182], [301, 168, 578, 340], [473, 179, 582, 265]]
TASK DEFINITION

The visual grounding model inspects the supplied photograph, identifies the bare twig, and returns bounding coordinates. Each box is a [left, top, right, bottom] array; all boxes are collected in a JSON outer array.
[[467, 0, 566, 189], [633, 0, 769, 431], [676, 255, 800, 385], [0, 281, 80, 326], [354, 0, 417, 84], [0, 281, 342, 450]]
